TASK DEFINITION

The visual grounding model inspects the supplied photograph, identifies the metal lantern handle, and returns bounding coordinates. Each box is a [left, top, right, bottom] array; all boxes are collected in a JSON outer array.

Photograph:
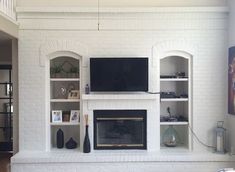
[[217, 121, 224, 128]]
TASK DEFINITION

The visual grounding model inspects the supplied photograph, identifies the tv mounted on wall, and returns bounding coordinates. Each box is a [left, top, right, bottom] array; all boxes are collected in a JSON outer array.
[[90, 58, 148, 92]]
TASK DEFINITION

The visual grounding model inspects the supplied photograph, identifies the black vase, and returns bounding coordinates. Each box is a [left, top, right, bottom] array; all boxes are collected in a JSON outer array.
[[56, 129, 64, 149], [83, 125, 90, 153], [65, 137, 77, 149]]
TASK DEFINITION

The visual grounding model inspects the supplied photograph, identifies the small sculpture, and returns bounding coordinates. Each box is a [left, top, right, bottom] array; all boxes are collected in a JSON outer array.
[[65, 137, 77, 149]]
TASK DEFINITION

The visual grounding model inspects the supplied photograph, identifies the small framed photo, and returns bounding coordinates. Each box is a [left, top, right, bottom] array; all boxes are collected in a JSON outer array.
[[70, 110, 80, 123], [68, 90, 79, 99], [51, 110, 62, 123]]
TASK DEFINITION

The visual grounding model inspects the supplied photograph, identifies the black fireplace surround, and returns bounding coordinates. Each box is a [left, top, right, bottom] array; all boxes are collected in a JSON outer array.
[[94, 110, 147, 150]]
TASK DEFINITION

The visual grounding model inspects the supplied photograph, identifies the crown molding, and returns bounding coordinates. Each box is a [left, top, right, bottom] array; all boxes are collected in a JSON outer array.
[[16, 6, 229, 14]]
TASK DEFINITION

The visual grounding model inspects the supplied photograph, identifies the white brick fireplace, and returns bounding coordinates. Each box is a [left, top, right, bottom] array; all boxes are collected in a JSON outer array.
[[82, 94, 159, 151], [11, 6, 235, 172]]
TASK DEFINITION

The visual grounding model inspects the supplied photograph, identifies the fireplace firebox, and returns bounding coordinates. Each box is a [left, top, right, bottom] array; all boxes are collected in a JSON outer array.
[[94, 110, 147, 150]]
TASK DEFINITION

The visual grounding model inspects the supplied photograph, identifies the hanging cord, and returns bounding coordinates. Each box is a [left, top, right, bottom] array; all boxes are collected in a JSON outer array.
[[97, 0, 100, 31], [188, 125, 216, 149]]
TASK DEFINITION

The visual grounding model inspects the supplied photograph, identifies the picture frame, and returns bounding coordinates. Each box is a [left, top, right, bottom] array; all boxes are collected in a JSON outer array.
[[62, 111, 70, 122], [70, 110, 80, 123], [228, 46, 235, 114], [51, 110, 63, 123], [68, 90, 79, 99]]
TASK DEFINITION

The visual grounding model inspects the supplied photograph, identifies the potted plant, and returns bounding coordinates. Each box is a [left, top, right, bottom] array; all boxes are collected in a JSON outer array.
[[50, 65, 63, 78], [69, 66, 79, 78]]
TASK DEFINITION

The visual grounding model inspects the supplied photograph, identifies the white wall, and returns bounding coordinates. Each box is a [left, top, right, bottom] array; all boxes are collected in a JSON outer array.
[[16, 0, 227, 7], [12, 6, 231, 172], [16, 6, 228, 154], [0, 15, 18, 38]]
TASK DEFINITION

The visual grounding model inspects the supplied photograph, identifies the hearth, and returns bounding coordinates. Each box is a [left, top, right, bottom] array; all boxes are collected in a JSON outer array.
[[94, 110, 147, 150]]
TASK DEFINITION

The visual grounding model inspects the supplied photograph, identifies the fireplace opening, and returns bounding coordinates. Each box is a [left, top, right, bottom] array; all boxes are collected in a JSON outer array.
[[94, 110, 147, 150]]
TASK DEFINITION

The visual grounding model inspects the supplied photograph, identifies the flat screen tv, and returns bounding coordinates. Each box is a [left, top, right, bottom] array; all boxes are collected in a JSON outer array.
[[90, 58, 148, 92]]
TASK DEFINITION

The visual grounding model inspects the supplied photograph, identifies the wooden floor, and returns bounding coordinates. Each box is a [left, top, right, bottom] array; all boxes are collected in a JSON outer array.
[[0, 153, 12, 172]]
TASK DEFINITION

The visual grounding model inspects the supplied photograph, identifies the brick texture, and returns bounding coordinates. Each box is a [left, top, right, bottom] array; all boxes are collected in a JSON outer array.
[[12, 7, 232, 172]]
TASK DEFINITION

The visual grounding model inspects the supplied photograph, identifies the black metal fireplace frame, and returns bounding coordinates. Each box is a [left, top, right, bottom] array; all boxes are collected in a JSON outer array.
[[93, 110, 147, 150]]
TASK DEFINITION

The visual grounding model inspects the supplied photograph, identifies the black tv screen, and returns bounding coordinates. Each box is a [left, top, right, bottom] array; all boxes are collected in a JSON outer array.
[[90, 58, 148, 92]]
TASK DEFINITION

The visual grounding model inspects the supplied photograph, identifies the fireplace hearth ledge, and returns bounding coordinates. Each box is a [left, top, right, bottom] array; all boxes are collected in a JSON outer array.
[[82, 93, 158, 100], [11, 151, 235, 164]]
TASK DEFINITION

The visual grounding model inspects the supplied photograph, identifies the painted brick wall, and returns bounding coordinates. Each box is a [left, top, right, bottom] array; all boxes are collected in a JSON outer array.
[[12, 7, 233, 172]]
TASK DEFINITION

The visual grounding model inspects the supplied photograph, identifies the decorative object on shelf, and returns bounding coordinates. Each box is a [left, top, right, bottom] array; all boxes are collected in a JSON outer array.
[[67, 83, 76, 93], [68, 90, 79, 99], [161, 92, 188, 99], [68, 66, 79, 78], [3, 103, 12, 140], [162, 125, 180, 147], [51, 60, 79, 78], [5, 83, 12, 96], [83, 114, 91, 153], [166, 107, 177, 122], [50, 65, 63, 78], [160, 73, 187, 79], [65, 137, 77, 149], [215, 121, 226, 154], [62, 111, 70, 122], [4, 103, 13, 113], [54, 84, 67, 99], [180, 93, 188, 98], [160, 92, 178, 98], [70, 110, 80, 123], [160, 75, 177, 79], [51, 110, 63, 123], [175, 72, 185, 78], [160, 115, 188, 122], [160, 107, 188, 122], [85, 84, 90, 94], [56, 129, 64, 148], [60, 86, 67, 98], [61, 60, 79, 78]]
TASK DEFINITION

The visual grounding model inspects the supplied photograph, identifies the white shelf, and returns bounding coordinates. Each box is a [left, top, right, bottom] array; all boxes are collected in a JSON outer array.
[[50, 99, 80, 102], [160, 122, 188, 125], [159, 55, 191, 151], [50, 147, 80, 152], [160, 78, 188, 82], [50, 122, 80, 126], [160, 98, 188, 102], [160, 145, 189, 152], [50, 78, 80, 81]]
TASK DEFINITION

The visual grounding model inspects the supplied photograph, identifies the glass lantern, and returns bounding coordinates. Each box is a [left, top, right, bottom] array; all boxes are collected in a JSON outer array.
[[162, 125, 180, 147], [215, 121, 226, 154]]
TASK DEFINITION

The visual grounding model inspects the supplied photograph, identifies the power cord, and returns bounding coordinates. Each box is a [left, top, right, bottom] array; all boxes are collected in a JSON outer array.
[[188, 125, 216, 149], [147, 91, 216, 149]]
